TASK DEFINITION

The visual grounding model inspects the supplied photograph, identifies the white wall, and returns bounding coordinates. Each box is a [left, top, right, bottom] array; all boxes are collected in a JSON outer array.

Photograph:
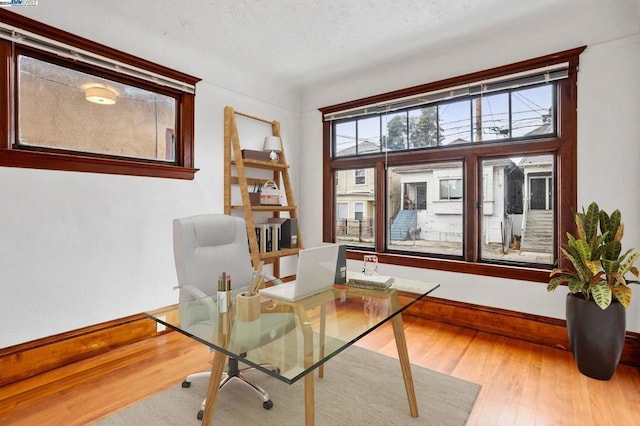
[[0, 8, 300, 348], [299, 34, 640, 330]]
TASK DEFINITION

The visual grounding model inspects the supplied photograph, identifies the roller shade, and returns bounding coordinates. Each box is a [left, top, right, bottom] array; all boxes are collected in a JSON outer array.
[[0, 22, 196, 94], [324, 63, 568, 122]]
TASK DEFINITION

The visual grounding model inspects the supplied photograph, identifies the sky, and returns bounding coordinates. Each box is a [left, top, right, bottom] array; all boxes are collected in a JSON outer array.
[[335, 83, 553, 154]]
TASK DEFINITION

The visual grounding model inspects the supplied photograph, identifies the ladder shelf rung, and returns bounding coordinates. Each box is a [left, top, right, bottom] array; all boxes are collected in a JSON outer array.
[[230, 205, 296, 212], [232, 159, 289, 171]]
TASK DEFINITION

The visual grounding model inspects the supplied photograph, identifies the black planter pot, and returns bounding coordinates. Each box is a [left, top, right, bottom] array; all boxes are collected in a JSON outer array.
[[566, 293, 626, 380]]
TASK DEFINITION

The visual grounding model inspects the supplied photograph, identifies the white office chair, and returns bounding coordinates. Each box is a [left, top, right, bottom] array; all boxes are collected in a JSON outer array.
[[173, 214, 295, 420]]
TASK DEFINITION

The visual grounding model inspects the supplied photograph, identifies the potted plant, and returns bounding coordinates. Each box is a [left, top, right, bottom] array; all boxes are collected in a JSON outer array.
[[547, 202, 640, 380]]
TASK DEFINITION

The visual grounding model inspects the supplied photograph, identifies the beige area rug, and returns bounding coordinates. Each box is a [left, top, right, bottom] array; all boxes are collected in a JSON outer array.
[[97, 346, 481, 426]]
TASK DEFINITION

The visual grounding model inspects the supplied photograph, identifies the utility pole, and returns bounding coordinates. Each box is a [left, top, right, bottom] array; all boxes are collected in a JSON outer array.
[[475, 97, 482, 142]]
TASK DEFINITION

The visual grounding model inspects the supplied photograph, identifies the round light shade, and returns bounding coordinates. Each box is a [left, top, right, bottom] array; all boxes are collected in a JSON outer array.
[[85, 87, 117, 105]]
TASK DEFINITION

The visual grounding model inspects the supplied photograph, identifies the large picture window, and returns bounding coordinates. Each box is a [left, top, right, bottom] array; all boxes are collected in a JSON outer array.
[[0, 11, 200, 179], [321, 48, 584, 281]]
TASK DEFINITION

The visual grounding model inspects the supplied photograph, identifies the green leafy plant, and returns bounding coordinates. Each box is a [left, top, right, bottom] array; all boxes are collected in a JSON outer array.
[[548, 202, 640, 309]]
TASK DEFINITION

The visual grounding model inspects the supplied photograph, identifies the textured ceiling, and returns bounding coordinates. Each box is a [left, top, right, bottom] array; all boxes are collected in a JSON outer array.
[[12, 0, 640, 90]]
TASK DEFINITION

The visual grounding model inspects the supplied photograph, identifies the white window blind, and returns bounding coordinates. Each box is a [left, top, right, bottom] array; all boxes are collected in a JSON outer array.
[[323, 63, 568, 122], [0, 22, 196, 94]]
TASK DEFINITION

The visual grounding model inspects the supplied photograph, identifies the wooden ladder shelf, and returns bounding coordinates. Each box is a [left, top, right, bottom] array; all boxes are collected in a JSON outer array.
[[223, 106, 302, 276]]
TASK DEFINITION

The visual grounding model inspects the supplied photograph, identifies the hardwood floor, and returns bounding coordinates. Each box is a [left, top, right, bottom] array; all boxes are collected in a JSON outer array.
[[1, 316, 639, 425]]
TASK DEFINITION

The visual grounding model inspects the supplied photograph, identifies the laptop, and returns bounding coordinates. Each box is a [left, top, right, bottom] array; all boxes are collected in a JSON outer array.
[[259, 244, 340, 302]]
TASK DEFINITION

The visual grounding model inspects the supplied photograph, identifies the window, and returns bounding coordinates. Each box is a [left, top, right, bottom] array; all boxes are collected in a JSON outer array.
[[480, 155, 554, 264], [0, 13, 200, 179], [336, 203, 348, 219], [388, 162, 463, 256], [439, 179, 462, 200], [334, 168, 375, 249], [354, 203, 364, 220], [321, 47, 584, 281], [415, 182, 427, 210], [18, 56, 177, 162]]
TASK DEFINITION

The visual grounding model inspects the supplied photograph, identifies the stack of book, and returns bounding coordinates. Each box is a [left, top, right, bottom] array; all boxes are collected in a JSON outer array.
[[254, 223, 278, 253], [347, 273, 395, 290]]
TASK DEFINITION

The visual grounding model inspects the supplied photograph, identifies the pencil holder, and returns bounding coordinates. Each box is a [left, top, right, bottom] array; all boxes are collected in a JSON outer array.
[[236, 292, 261, 322]]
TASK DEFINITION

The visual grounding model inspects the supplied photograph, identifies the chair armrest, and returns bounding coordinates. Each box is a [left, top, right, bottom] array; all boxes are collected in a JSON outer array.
[[174, 284, 208, 299], [174, 285, 217, 323]]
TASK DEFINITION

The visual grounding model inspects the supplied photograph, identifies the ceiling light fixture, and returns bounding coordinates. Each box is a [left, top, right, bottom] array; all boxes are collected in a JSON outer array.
[[85, 86, 117, 105]]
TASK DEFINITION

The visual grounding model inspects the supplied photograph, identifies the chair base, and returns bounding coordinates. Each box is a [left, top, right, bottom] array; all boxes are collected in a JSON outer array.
[[182, 357, 274, 420]]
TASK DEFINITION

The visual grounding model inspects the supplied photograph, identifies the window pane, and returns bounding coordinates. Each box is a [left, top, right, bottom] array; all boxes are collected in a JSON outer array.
[[335, 120, 356, 157], [357, 116, 380, 154], [472, 93, 509, 141], [439, 99, 471, 145], [383, 112, 407, 151], [335, 168, 375, 248], [511, 84, 554, 137], [387, 162, 463, 256], [439, 179, 462, 200], [480, 154, 554, 265], [18, 56, 176, 162], [336, 203, 348, 219], [354, 202, 364, 220], [409, 106, 438, 148]]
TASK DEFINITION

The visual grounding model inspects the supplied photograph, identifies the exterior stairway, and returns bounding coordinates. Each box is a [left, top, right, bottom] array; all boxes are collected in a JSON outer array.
[[390, 210, 417, 241], [520, 209, 553, 253]]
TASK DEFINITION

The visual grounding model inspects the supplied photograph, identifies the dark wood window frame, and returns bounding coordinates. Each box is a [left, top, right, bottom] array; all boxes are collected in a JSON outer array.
[[320, 47, 585, 283], [0, 9, 200, 180]]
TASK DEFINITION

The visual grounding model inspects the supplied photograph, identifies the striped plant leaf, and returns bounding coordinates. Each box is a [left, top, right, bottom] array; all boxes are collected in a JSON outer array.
[[619, 250, 640, 275], [612, 284, 632, 308], [561, 248, 588, 282], [602, 258, 620, 275], [567, 277, 585, 294], [582, 202, 600, 242], [590, 281, 612, 310], [602, 240, 622, 261]]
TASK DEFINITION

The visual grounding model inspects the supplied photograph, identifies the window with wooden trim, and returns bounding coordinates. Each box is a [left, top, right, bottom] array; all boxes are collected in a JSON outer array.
[[321, 47, 584, 282], [0, 10, 200, 179], [335, 167, 375, 249]]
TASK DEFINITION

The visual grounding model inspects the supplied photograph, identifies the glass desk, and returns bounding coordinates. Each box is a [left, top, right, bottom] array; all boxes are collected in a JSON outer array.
[[146, 277, 439, 425]]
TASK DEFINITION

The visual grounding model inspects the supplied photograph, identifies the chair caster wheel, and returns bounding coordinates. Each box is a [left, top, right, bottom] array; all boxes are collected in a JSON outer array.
[[263, 400, 273, 410], [181, 381, 191, 388], [197, 409, 204, 420]]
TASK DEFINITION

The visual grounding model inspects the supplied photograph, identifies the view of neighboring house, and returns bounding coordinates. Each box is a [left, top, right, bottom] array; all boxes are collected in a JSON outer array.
[[335, 131, 554, 263], [335, 167, 375, 247]]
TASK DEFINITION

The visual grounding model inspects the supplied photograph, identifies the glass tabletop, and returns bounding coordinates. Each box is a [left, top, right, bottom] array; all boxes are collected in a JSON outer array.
[[146, 276, 439, 385]]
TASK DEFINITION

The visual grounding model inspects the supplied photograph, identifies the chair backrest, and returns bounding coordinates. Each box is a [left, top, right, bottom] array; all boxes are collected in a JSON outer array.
[[173, 214, 254, 302]]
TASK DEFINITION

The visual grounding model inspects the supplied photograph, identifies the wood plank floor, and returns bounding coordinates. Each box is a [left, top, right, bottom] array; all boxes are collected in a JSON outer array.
[[1, 316, 639, 425]]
